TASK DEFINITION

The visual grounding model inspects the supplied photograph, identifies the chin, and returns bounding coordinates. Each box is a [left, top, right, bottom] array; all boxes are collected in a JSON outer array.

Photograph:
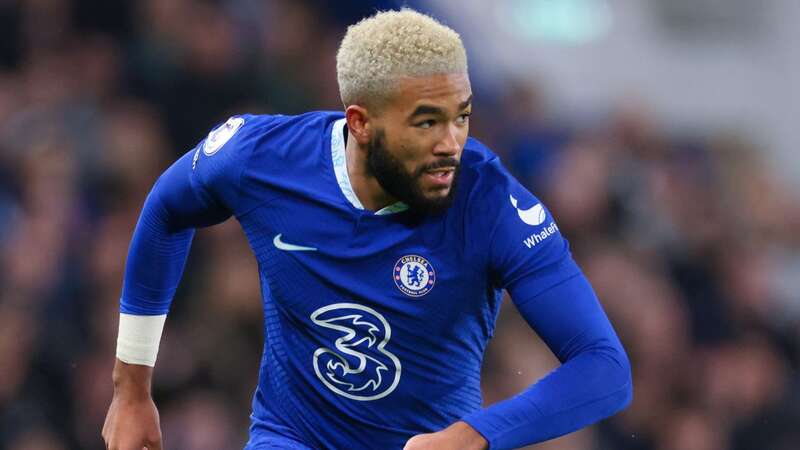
[[423, 188, 452, 200]]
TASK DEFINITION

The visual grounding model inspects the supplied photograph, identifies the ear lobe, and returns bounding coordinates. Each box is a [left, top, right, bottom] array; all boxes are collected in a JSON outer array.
[[345, 105, 372, 145]]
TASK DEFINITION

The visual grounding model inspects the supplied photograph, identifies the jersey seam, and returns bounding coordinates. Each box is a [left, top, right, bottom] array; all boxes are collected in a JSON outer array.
[[232, 124, 260, 215], [189, 149, 228, 215]]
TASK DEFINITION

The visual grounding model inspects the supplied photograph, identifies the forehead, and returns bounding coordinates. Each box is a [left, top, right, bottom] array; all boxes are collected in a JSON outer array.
[[392, 73, 472, 110]]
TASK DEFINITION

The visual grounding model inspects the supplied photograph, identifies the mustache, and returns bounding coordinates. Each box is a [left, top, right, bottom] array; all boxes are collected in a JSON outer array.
[[416, 157, 460, 176]]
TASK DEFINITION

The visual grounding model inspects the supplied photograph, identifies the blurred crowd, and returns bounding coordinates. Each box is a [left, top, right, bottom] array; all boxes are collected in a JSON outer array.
[[1, 1, 798, 449]]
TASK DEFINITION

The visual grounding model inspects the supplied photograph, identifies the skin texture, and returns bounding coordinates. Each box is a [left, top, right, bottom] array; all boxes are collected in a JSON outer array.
[[345, 73, 487, 449], [345, 73, 473, 213], [102, 359, 162, 450]]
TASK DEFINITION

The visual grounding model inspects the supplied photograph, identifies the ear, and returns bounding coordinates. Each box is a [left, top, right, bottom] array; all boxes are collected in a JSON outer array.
[[345, 105, 372, 146]]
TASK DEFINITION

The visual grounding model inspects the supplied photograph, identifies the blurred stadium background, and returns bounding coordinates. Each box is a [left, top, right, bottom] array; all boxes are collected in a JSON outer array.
[[1, 1, 799, 449]]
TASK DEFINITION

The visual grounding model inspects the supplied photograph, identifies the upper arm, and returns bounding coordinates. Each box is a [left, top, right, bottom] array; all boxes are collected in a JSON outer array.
[[484, 157, 580, 298], [119, 116, 262, 315], [514, 272, 626, 364], [480, 158, 625, 366]]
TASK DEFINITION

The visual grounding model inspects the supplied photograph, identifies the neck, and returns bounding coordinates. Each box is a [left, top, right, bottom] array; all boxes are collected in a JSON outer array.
[[345, 130, 398, 211]]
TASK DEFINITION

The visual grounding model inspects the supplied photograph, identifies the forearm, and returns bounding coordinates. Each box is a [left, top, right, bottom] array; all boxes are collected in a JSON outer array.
[[463, 348, 630, 448], [116, 176, 193, 366], [464, 273, 632, 449], [112, 358, 155, 398], [117, 150, 220, 364], [104, 359, 163, 450]]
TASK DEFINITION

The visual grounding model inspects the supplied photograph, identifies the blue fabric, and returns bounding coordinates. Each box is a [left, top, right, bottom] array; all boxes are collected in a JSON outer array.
[[120, 115, 272, 314], [120, 111, 631, 449], [119, 154, 198, 315], [462, 273, 632, 449]]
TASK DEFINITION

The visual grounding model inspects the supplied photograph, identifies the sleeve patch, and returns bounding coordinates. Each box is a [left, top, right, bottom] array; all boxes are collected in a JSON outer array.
[[203, 117, 245, 156], [510, 194, 547, 226]]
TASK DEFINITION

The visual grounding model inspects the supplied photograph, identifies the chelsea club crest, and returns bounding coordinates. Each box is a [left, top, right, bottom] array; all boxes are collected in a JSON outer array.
[[393, 255, 435, 297]]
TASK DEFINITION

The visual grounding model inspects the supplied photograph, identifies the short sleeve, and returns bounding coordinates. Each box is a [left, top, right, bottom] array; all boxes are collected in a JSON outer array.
[[484, 158, 580, 302]]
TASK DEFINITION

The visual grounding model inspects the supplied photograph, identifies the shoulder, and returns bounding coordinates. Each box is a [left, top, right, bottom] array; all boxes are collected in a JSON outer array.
[[195, 111, 344, 211], [457, 139, 572, 289], [195, 110, 342, 170], [242, 111, 343, 163], [456, 137, 549, 230], [458, 137, 521, 203], [212, 110, 342, 153], [460, 136, 499, 170], [244, 110, 344, 136]]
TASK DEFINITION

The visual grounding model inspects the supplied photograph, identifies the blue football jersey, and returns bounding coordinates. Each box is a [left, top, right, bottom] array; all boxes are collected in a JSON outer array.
[[173, 111, 577, 448], [121, 111, 632, 450]]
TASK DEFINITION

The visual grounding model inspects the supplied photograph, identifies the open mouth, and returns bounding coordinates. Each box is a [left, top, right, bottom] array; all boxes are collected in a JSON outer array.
[[423, 167, 455, 187]]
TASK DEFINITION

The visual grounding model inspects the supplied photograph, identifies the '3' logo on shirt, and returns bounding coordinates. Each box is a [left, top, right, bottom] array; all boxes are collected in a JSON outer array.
[[310, 303, 401, 401]]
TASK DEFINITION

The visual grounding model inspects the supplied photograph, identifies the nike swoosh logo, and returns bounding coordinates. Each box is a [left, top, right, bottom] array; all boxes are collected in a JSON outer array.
[[273, 234, 317, 252]]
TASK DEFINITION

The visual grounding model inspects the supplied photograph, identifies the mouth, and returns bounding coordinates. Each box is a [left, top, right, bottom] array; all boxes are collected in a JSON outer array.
[[422, 167, 455, 188]]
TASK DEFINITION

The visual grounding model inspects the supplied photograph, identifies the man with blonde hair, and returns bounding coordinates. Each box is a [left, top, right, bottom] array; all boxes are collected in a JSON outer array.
[[103, 8, 631, 450]]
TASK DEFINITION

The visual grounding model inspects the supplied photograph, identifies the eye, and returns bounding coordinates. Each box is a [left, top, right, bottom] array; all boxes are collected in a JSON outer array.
[[416, 119, 436, 129], [456, 112, 471, 125]]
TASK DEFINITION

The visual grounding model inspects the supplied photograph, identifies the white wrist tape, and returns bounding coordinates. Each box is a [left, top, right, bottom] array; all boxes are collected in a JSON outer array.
[[116, 313, 167, 367]]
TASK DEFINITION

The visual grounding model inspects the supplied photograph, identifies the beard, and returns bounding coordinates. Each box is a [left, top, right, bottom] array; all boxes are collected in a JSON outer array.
[[366, 128, 460, 216]]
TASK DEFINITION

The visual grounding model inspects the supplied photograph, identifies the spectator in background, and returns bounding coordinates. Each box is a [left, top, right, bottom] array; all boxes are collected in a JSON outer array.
[[0, 1, 798, 449]]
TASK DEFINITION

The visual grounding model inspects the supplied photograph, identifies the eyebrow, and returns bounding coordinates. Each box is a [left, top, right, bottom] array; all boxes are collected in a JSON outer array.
[[458, 95, 473, 110], [409, 95, 474, 119]]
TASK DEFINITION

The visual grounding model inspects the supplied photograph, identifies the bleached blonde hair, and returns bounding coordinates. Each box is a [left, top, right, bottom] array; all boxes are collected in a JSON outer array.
[[336, 9, 468, 108]]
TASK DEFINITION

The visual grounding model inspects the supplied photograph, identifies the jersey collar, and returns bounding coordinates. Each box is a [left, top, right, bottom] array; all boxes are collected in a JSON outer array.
[[331, 118, 408, 215]]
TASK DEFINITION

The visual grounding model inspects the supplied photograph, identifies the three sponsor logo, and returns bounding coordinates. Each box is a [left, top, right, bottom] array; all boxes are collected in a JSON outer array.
[[310, 303, 401, 401]]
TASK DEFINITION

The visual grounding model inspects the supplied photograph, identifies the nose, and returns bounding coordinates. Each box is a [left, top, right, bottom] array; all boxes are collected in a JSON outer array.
[[433, 123, 460, 157]]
